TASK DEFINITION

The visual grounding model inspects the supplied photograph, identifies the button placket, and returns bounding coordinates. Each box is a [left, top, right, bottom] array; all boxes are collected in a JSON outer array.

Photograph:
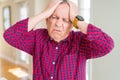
[[50, 45, 60, 80]]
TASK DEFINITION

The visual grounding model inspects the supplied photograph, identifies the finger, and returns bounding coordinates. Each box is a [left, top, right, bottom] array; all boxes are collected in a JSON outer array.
[[44, 0, 63, 18], [49, 0, 62, 6]]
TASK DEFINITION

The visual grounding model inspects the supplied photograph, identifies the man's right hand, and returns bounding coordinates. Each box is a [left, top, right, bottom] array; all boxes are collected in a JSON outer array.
[[28, 0, 62, 31], [42, 0, 62, 19]]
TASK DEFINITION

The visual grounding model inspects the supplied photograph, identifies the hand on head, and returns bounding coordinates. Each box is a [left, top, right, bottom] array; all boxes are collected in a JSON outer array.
[[42, 0, 63, 19], [67, 1, 79, 22], [43, 0, 79, 23], [28, 0, 79, 32]]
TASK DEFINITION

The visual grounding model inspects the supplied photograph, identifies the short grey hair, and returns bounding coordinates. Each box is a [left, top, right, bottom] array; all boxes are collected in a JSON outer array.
[[63, 0, 68, 2], [60, 0, 68, 4]]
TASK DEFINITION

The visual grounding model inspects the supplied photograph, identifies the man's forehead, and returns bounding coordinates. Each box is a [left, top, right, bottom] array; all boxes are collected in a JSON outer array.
[[56, 3, 69, 10], [53, 3, 70, 17]]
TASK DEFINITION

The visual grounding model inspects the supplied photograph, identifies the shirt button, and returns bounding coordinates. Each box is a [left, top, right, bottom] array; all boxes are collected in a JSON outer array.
[[52, 62, 55, 65], [50, 76, 53, 79], [56, 47, 58, 49]]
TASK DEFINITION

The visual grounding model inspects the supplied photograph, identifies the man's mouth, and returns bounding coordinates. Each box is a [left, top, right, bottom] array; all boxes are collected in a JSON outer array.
[[53, 29, 61, 32]]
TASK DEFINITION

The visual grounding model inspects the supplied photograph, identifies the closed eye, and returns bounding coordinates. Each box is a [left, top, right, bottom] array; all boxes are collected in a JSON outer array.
[[51, 16, 58, 19], [63, 18, 71, 23]]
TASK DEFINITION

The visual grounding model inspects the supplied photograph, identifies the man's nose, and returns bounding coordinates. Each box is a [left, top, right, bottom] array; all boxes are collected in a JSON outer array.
[[55, 19, 63, 27]]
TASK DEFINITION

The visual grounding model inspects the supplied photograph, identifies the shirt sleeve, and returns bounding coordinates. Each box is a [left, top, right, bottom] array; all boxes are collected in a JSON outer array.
[[3, 18, 35, 55], [79, 24, 114, 59]]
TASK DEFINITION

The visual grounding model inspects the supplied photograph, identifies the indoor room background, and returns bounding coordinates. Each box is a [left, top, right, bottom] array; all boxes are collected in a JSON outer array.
[[0, 0, 120, 80]]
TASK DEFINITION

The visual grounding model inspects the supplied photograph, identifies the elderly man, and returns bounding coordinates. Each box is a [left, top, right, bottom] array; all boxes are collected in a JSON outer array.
[[4, 0, 114, 80]]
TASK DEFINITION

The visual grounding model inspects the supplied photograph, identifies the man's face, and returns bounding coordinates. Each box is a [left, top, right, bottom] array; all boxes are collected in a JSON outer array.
[[46, 3, 72, 42]]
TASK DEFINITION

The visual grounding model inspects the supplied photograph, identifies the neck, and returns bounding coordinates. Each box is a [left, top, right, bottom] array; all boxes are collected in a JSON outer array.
[[52, 34, 69, 43]]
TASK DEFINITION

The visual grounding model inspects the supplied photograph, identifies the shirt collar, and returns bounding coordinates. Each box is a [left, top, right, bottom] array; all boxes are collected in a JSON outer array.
[[45, 30, 73, 44]]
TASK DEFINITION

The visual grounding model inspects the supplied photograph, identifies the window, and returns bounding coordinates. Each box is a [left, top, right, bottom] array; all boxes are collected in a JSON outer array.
[[3, 6, 11, 30], [20, 6, 28, 20], [78, 0, 91, 23]]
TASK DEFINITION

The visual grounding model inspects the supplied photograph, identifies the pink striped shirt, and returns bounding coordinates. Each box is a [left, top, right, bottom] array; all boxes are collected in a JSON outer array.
[[4, 18, 114, 80]]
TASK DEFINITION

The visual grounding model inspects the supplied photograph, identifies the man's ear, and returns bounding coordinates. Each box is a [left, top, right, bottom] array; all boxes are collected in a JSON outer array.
[[45, 18, 48, 24], [46, 18, 49, 25]]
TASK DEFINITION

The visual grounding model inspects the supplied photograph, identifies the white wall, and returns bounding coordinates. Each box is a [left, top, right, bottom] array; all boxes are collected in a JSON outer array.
[[91, 0, 120, 80]]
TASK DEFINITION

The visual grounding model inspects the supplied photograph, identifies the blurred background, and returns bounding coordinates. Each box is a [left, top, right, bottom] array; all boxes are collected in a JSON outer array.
[[0, 0, 120, 80]]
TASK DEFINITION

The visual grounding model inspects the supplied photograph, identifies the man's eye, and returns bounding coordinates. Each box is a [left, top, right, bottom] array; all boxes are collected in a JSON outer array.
[[63, 19, 71, 23], [52, 16, 58, 19]]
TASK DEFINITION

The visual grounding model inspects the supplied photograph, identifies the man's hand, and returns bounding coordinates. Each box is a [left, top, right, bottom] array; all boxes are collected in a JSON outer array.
[[42, 0, 62, 19], [68, 1, 88, 34], [68, 1, 79, 22], [28, 0, 62, 31]]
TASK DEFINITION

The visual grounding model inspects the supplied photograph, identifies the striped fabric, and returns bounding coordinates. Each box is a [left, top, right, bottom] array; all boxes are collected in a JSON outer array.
[[3, 18, 114, 80]]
